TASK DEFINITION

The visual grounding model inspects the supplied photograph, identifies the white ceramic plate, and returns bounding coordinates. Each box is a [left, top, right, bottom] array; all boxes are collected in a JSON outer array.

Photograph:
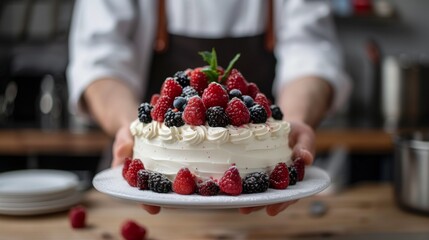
[[0, 169, 79, 197], [93, 166, 330, 209]]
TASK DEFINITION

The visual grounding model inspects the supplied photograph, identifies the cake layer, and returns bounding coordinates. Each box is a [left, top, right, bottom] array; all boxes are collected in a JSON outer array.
[[131, 119, 292, 180]]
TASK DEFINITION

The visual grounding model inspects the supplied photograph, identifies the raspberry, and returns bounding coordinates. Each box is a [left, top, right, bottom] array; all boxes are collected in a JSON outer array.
[[125, 159, 145, 187], [190, 68, 209, 95], [122, 157, 132, 178], [242, 172, 269, 194], [228, 89, 242, 100], [173, 96, 187, 111], [164, 108, 185, 127], [293, 157, 305, 181], [174, 71, 190, 88], [206, 106, 229, 127], [150, 94, 160, 106], [138, 102, 153, 123], [149, 172, 172, 193], [137, 169, 151, 190], [247, 82, 260, 99], [288, 165, 298, 186], [182, 96, 206, 126], [270, 105, 284, 120], [197, 179, 220, 196], [69, 205, 86, 229], [160, 78, 183, 99], [225, 98, 250, 126], [219, 166, 242, 196], [121, 220, 147, 240], [242, 95, 255, 108], [269, 162, 289, 189], [181, 86, 199, 99], [254, 93, 272, 118], [226, 69, 248, 95], [173, 168, 196, 195], [249, 104, 268, 123], [151, 95, 173, 122], [202, 82, 229, 109]]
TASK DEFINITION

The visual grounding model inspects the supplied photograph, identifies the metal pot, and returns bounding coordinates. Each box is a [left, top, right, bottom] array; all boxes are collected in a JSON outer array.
[[394, 131, 429, 215]]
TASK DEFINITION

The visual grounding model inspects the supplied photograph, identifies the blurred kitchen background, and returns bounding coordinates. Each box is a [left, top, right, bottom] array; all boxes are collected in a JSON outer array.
[[0, 0, 428, 194]]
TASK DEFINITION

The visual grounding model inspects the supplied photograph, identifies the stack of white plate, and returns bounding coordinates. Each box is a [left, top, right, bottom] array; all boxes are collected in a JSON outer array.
[[0, 169, 83, 216]]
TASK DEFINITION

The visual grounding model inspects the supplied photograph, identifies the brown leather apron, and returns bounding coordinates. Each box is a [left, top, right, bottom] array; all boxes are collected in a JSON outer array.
[[145, 0, 277, 102]]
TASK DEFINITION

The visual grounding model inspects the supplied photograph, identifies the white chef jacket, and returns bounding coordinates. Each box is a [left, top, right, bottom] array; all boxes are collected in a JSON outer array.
[[67, 0, 351, 115]]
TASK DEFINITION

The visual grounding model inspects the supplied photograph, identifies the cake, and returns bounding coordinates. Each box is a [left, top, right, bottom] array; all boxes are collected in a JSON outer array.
[[122, 49, 305, 196]]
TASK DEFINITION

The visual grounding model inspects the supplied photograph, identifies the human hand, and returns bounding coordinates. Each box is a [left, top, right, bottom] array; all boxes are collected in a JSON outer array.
[[112, 124, 134, 168]]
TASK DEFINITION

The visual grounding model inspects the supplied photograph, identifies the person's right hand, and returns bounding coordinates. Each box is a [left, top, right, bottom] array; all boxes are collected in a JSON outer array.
[[112, 124, 134, 168]]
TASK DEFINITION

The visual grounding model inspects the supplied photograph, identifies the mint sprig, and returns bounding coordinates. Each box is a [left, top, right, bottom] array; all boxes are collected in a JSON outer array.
[[198, 48, 240, 83]]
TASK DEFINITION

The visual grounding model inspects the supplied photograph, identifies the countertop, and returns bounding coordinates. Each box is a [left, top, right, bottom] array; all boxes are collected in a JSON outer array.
[[1, 183, 428, 240]]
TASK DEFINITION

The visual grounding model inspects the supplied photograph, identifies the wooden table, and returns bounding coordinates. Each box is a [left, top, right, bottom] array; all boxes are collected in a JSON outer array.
[[1, 184, 428, 240]]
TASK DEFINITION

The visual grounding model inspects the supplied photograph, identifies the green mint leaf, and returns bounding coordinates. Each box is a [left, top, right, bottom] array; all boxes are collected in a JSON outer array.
[[202, 68, 219, 83], [210, 48, 218, 70], [221, 53, 241, 82], [198, 51, 213, 66]]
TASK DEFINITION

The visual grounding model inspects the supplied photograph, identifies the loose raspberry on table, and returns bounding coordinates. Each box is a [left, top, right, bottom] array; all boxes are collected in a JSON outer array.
[[149, 172, 172, 193], [173, 168, 196, 195], [247, 82, 260, 99], [150, 94, 160, 106], [226, 69, 248, 95], [249, 104, 268, 124], [190, 68, 209, 95], [182, 96, 206, 126], [174, 71, 190, 88], [269, 162, 289, 189], [160, 78, 183, 99], [197, 179, 220, 196], [69, 205, 86, 229], [122, 157, 132, 178], [151, 95, 173, 122], [181, 86, 199, 99], [121, 220, 147, 240], [202, 82, 229, 109], [254, 93, 272, 118], [225, 98, 250, 126], [219, 165, 242, 196], [125, 159, 145, 187], [288, 165, 298, 186], [293, 157, 306, 181], [270, 104, 284, 120], [138, 102, 153, 123], [206, 106, 229, 127], [242, 172, 269, 194], [137, 169, 151, 190], [164, 108, 185, 127]]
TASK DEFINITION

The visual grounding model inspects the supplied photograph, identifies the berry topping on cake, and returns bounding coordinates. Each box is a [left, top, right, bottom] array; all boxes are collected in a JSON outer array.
[[293, 157, 305, 181], [181, 86, 199, 99], [242, 172, 269, 194], [121, 220, 147, 240], [137, 169, 151, 190], [202, 82, 229, 109], [249, 104, 268, 124], [69, 205, 86, 229], [174, 71, 190, 88], [173, 96, 187, 111], [149, 172, 172, 193], [182, 96, 206, 126], [226, 69, 248, 95], [206, 106, 229, 127], [242, 95, 255, 108], [219, 165, 243, 196], [124, 159, 145, 187], [228, 89, 243, 100], [254, 93, 272, 118], [151, 95, 173, 122], [150, 94, 160, 106], [122, 157, 132, 178], [190, 68, 209, 95], [160, 78, 183, 99], [225, 98, 250, 126], [164, 108, 185, 127], [173, 168, 197, 195], [138, 102, 153, 123], [271, 105, 284, 120], [247, 82, 260, 99], [197, 179, 220, 196], [269, 162, 289, 189], [288, 165, 298, 186]]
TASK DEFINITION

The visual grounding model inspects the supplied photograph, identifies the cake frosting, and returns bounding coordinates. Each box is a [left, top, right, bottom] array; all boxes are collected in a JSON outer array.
[[131, 118, 292, 181]]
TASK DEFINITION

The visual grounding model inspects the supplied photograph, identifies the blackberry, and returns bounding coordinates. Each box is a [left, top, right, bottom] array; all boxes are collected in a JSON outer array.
[[164, 108, 185, 127], [242, 95, 255, 108], [206, 106, 229, 127], [148, 172, 172, 193], [288, 166, 298, 186], [270, 105, 284, 120], [197, 179, 220, 196], [228, 89, 242, 100], [242, 172, 269, 194], [182, 86, 199, 98], [137, 169, 151, 190], [173, 96, 187, 111], [249, 104, 267, 123], [174, 71, 190, 88], [138, 102, 153, 123]]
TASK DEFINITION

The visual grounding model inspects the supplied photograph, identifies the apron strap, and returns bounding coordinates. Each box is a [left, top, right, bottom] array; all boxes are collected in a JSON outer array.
[[154, 0, 275, 53]]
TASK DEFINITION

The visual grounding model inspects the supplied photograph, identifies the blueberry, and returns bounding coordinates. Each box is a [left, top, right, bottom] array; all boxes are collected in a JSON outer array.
[[242, 95, 254, 108], [229, 89, 242, 100], [173, 97, 187, 111]]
